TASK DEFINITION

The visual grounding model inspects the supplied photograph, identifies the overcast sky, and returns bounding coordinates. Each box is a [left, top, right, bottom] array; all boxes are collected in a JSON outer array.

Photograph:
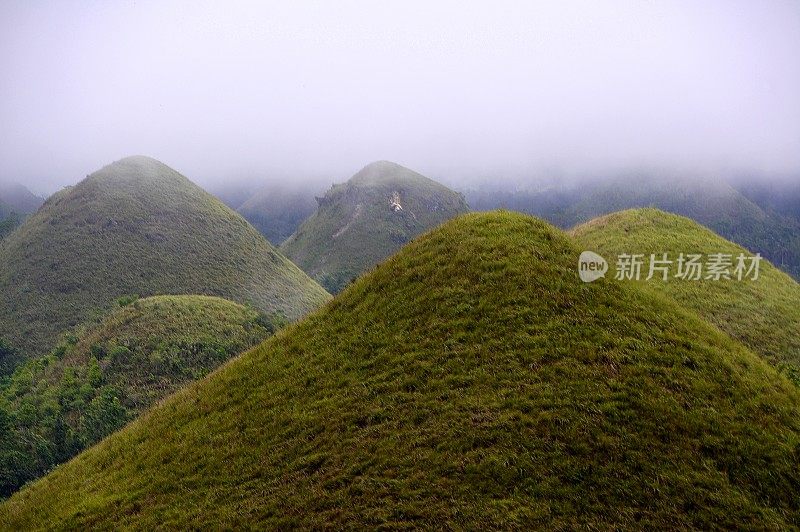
[[1, 0, 799, 195]]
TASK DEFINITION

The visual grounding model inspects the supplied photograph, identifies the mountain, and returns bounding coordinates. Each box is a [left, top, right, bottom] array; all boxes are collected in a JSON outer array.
[[3, 212, 798, 529], [572, 208, 800, 380], [0, 156, 330, 368], [0, 182, 44, 217], [281, 161, 469, 293], [0, 295, 278, 497], [466, 176, 800, 280], [237, 183, 319, 245]]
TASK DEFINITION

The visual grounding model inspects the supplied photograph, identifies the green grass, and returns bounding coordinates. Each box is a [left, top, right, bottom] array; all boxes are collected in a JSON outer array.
[[281, 161, 469, 293], [2, 211, 799, 529], [0, 295, 278, 498], [0, 156, 330, 366], [572, 208, 800, 376]]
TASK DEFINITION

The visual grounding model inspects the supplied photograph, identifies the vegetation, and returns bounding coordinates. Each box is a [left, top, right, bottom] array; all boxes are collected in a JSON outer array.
[[237, 182, 319, 245], [281, 161, 469, 293], [467, 176, 800, 279], [0, 295, 278, 498], [0, 213, 21, 238], [2, 212, 799, 529], [572, 208, 800, 381], [0, 156, 330, 366]]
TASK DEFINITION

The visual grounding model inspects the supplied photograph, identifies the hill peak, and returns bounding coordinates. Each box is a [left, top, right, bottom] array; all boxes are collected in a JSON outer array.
[[281, 162, 469, 293], [0, 157, 330, 364]]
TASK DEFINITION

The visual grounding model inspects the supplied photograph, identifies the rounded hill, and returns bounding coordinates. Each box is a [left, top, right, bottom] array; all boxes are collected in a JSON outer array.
[[280, 161, 469, 293], [3, 212, 799, 529], [572, 208, 800, 376], [0, 156, 330, 364]]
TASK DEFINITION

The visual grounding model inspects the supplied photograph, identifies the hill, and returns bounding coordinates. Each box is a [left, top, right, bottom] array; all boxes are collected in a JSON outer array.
[[466, 176, 800, 280], [0, 182, 44, 217], [2, 212, 799, 529], [237, 183, 319, 245], [572, 208, 800, 381], [280, 161, 469, 293], [0, 156, 330, 368], [0, 295, 278, 498]]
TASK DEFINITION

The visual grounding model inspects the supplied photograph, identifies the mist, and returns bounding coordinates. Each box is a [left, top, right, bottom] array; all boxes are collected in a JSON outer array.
[[1, 0, 799, 196]]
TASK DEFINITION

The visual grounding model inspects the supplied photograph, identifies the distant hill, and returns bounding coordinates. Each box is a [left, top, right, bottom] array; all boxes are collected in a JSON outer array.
[[572, 208, 800, 381], [0, 295, 278, 497], [281, 161, 469, 293], [3, 212, 799, 529], [0, 182, 44, 217], [466, 177, 800, 280], [237, 183, 319, 245], [0, 156, 330, 368]]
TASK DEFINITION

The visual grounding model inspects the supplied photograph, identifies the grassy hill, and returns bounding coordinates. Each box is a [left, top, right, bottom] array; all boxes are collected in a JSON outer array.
[[572, 208, 800, 381], [281, 161, 469, 293], [237, 183, 319, 245], [2, 212, 799, 529], [467, 176, 800, 280], [0, 295, 278, 498], [0, 156, 330, 368]]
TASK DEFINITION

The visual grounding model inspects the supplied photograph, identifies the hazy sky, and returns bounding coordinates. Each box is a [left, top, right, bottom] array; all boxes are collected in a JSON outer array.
[[1, 0, 799, 194]]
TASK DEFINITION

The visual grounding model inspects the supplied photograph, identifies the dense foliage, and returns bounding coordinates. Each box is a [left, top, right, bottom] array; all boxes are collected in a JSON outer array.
[[3, 212, 798, 529], [0, 156, 329, 366], [0, 295, 278, 498]]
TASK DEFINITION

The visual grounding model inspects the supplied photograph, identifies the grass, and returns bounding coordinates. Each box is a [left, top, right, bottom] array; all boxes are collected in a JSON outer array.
[[0, 295, 279, 498], [281, 161, 469, 293], [0, 156, 330, 366], [572, 208, 800, 377], [2, 211, 798, 529]]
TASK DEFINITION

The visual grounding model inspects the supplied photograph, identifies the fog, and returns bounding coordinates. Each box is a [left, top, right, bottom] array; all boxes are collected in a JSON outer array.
[[1, 0, 799, 196]]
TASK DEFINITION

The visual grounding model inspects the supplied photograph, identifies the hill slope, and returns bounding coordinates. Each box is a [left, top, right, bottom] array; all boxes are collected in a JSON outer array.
[[0, 295, 277, 497], [0, 156, 330, 367], [572, 208, 800, 378], [2, 212, 799, 529], [281, 161, 469, 293], [237, 183, 318, 245]]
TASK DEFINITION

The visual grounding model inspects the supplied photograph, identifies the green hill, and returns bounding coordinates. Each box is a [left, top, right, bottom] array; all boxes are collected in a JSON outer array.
[[3, 212, 799, 529], [0, 295, 278, 498], [280, 161, 469, 293], [0, 156, 330, 368], [237, 183, 318, 245], [572, 208, 800, 380]]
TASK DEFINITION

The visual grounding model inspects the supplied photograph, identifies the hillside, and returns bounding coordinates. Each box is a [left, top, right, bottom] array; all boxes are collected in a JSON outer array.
[[466, 177, 800, 280], [0, 295, 278, 497], [237, 183, 319, 245], [3, 212, 799, 529], [281, 161, 469, 293], [572, 208, 800, 381], [0, 156, 330, 368]]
